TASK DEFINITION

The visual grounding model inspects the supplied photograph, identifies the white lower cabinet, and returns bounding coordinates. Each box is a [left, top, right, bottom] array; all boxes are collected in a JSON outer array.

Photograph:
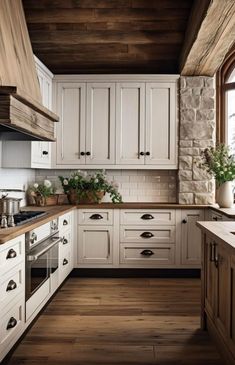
[[181, 209, 205, 267], [0, 235, 25, 362], [76, 208, 205, 269], [58, 211, 74, 286]]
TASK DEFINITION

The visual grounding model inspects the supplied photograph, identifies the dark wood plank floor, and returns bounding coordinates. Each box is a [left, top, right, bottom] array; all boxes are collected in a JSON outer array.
[[6, 278, 223, 365]]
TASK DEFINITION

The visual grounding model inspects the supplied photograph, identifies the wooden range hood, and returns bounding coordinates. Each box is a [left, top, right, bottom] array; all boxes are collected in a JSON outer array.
[[0, 0, 58, 141]]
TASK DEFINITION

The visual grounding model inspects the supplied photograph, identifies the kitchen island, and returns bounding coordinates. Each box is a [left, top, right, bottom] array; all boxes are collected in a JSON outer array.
[[197, 221, 235, 365]]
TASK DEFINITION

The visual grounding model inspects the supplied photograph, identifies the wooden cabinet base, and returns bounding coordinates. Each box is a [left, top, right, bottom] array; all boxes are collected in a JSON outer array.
[[207, 315, 235, 365]]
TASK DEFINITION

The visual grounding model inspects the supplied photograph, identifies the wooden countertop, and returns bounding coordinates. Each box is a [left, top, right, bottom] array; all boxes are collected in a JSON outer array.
[[197, 221, 235, 249], [0, 205, 75, 245], [75, 202, 209, 209], [0, 202, 209, 245]]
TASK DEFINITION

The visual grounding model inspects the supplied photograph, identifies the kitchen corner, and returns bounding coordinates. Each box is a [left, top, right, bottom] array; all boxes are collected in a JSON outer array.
[[0, 0, 235, 364]]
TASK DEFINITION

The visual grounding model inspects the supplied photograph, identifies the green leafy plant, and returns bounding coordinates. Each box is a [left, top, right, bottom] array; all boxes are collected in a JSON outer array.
[[30, 180, 56, 197], [199, 144, 235, 185], [59, 170, 122, 203]]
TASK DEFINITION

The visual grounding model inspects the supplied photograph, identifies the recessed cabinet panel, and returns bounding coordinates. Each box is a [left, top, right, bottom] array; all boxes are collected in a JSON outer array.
[[146, 83, 177, 166], [86, 83, 115, 164], [56, 83, 86, 165], [116, 83, 145, 165], [78, 227, 113, 264], [120, 226, 175, 243], [181, 210, 204, 266]]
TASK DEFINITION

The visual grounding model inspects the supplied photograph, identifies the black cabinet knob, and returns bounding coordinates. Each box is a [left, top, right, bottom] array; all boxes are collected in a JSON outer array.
[[140, 232, 154, 238], [80, 152, 85, 156], [7, 317, 17, 330], [141, 249, 154, 256], [141, 214, 154, 220], [63, 258, 68, 266], [90, 214, 103, 220], [63, 219, 68, 226], [63, 238, 68, 245], [6, 249, 17, 259], [146, 151, 150, 156], [182, 219, 187, 224], [6, 280, 17, 292], [42, 150, 48, 155], [86, 151, 91, 156], [139, 152, 145, 156], [212, 216, 218, 221]]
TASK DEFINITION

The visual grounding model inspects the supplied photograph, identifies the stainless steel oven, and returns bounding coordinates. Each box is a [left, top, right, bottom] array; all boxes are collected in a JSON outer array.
[[25, 219, 61, 301]]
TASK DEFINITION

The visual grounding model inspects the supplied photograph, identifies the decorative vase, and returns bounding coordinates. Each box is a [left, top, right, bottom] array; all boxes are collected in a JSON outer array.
[[217, 181, 234, 208]]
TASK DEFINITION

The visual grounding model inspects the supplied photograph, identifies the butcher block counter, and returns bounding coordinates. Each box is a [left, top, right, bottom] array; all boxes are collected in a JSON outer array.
[[0, 202, 209, 245], [0, 205, 75, 244]]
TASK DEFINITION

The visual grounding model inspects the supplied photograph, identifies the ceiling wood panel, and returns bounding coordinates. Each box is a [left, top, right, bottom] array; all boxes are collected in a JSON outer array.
[[22, 0, 194, 74]]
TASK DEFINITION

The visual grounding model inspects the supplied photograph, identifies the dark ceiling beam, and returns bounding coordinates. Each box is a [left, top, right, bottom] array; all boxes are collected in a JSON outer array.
[[180, 0, 235, 76]]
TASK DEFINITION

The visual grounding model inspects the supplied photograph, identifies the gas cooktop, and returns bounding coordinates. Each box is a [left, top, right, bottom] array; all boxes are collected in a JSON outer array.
[[13, 211, 47, 226]]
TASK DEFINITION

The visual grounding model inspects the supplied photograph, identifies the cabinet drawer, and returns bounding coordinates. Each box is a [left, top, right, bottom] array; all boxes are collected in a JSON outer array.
[[59, 212, 72, 231], [120, 243, 175, 266], [0, 235, 25, 274], [120, 210, 175, 225], [0, 298, 24, 351], [78, 209, 113, 225], [0, 263, 24, 311], [120, 226, 175, 243]]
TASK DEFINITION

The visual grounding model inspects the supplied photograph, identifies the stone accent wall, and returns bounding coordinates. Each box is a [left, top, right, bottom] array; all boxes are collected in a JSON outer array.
[[178, 76, 216, 205]]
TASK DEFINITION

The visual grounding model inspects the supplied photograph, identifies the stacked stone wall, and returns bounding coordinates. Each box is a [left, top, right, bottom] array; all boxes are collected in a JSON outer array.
[[178, 76, 216, 204]]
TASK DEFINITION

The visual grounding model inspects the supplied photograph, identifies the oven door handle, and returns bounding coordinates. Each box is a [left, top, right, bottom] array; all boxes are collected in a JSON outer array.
[[27, 237, 62, 262]]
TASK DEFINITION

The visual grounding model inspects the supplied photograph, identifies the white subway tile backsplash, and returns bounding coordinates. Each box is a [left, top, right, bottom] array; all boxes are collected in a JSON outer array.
[[35, 169, 177, 203]]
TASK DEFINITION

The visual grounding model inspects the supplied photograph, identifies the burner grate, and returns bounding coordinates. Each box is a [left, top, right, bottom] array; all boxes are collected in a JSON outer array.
[[13, 211, 47, 226]]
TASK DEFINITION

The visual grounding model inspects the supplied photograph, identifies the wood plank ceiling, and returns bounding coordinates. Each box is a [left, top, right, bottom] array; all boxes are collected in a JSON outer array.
[[22, 0, 194, 74]]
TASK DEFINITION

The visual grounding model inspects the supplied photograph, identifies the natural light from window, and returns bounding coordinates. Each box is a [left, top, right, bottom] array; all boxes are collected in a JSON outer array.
[[226, 67, 235, 155]]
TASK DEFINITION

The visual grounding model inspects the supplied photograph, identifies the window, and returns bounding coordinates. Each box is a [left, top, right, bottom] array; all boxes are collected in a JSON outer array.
[[217, 47, 235, 154]]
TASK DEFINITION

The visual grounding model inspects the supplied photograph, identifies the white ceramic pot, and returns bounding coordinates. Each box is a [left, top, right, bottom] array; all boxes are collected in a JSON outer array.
[[217, 181, 234, 208]]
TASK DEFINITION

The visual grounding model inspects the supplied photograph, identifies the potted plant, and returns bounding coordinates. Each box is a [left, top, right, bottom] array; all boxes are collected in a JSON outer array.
[[28, 180, 58, 206], [59, 170, 122, 204], [199, 144, 235, 207]]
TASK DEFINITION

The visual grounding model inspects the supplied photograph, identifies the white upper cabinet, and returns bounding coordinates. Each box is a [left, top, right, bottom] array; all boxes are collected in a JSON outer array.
[[116, 83, 145, 165], [55, 82, 86, 165], [146, 83, 177, 166], [53, 75, 178, 169], [86, 83, 115, 165], [2, 56, 53, 169]]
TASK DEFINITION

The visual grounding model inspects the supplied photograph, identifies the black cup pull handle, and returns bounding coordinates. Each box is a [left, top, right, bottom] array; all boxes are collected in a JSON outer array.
[[90, 214, 103, 220], [6, 280, 17, 292], [6, 249, 17, 259], [140, 232, 154, 238], [63, 258, 68, 266], [141, 214, 154, 220], [7, 317, 17, 330], [63, 219, 68, 226], [141, 249, 154, 256], [42, 150, 48, 155], [63, 238, 68, 245]]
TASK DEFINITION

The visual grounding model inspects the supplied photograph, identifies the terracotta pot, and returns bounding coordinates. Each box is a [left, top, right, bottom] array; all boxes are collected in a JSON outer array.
[[217, 181, 234, 208], [45, 195, 59, 206]]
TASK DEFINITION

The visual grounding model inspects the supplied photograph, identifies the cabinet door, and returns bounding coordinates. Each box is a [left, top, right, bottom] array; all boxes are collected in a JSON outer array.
[[56, 82, 86, 165], [146, 83, 177, 167], [204, 238, 217, 320], [86, 83, 115, 165], [116, 83, 145, 165], [181, 210, 204, 266], [229, 255, 235, 357], [78, 226, 113, 264], [214, 243, 230, 339], [33, 58, 52, 168]]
